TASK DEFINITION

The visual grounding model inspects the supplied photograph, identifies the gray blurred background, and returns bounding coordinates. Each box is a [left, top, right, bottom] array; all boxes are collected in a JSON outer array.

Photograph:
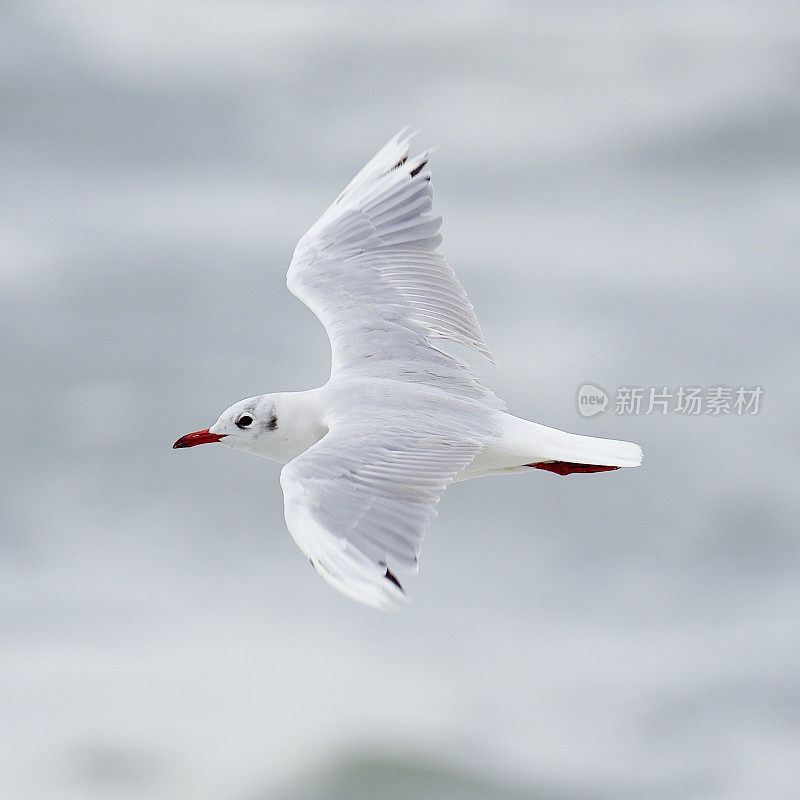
[[2, 1, 799, 798]]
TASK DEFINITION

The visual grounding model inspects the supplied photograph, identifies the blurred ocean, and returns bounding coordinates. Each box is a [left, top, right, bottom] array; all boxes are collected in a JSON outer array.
[[2, 2, 799, 798]]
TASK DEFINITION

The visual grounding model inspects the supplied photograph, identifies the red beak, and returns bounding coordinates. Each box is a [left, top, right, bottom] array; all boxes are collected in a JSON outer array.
[[173, 429, 227, 449]]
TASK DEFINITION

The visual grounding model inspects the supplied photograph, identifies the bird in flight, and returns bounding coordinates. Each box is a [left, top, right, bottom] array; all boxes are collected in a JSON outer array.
[[174, 129, 642, 608]]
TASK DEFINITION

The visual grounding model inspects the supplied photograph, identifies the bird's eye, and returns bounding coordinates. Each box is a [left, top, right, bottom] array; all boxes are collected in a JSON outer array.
[[235, 414, 253, 429]]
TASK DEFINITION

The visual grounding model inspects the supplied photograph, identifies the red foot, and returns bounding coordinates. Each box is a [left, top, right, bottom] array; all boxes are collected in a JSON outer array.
[[526, 461, 620, 476]]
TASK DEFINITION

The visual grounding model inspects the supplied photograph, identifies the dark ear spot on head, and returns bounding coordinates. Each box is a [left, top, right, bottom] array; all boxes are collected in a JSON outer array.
[[267, 414, 278, 431]]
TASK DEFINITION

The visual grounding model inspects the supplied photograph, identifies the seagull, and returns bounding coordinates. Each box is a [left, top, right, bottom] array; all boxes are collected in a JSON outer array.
[[174, 129, 642, 608]]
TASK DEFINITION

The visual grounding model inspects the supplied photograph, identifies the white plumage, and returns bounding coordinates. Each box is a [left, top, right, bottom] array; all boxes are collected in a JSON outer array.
[[174, 129, 642, 609], [287, 129, 500, 406]]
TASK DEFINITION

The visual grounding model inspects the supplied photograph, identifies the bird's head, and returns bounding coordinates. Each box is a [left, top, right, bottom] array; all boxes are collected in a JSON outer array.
[[173, 394, 280, 458]]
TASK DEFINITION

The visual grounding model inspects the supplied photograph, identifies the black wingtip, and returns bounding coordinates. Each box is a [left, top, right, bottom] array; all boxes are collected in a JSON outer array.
[[409, 159, 427, 178], [384, 567, 404, 593]]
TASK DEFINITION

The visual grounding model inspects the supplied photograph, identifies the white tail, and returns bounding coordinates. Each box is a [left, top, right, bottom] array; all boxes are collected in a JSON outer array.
[[495, 413, 643, 475]]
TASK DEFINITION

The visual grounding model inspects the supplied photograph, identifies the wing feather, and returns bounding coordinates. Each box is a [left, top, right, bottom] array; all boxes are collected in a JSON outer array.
[[280, 405, 488, 608], [279, 132, 505, 607], [287, 130, 502, 408]]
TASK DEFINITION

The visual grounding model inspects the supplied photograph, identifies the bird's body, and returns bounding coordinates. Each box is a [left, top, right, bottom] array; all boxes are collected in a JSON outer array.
[[210, 383, 640, 478], [175, 129, 642, 608]]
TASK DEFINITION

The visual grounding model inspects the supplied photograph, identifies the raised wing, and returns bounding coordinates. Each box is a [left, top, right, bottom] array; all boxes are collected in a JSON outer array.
[[280, 403, 486, 608], [287, 129, 502, 409]]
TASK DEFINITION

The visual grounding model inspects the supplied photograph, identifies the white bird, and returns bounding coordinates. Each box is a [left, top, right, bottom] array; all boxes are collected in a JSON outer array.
[[174, 130, 642, 608]]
